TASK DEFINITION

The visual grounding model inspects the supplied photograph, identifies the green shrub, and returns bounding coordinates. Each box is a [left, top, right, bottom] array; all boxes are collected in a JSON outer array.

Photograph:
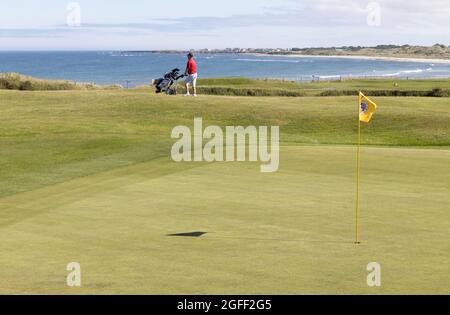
[[319, 89, 450, 97], [426, 88, 444, 97], [197, 86, 306, 97]]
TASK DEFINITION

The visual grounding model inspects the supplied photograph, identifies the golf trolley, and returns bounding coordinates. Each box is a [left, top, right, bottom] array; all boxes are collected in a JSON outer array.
[[152, 68, 185, 95]]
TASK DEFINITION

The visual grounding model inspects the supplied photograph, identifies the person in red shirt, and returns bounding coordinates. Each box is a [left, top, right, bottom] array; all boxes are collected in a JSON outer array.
[[184, 52, 198, 97]]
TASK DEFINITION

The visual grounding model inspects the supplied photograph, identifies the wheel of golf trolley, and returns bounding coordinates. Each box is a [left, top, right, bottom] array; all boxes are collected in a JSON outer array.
[[167, 87, 177, 95]]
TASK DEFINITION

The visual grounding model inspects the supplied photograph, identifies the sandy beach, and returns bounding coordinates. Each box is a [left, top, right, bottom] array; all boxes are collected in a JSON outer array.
[[252, 53, 450, 64]]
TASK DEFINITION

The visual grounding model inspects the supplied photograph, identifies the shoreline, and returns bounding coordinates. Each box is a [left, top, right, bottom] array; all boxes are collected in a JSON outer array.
[[250, 53, 450, 64]]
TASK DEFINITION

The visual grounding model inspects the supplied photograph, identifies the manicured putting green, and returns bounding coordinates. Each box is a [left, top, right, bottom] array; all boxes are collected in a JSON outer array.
[[0, 145, 448, 294]]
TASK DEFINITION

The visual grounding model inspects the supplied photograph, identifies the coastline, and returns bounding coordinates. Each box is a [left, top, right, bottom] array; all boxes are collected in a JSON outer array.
[[250, 53, 450, 64]]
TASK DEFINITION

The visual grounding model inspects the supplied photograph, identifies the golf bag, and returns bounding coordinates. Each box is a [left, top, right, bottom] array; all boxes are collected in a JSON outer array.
[[152, 68, 185, 95]]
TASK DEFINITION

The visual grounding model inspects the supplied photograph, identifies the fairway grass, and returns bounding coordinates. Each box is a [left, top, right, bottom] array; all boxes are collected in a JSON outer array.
[[0, 90, 449, 294], [0, 146, 449, 294], [200, 77, 450, 92], [1, 90, 449, 198]]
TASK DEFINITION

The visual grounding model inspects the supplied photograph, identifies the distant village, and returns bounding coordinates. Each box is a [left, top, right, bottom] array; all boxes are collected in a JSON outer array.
[[124, 44, 450, 59], [140, 48, 295, 54], [191, 48, 293, 54]]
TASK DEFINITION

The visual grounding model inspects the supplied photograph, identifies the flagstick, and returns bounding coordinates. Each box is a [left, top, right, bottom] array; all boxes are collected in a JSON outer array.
[[355, 93, 361, 245]]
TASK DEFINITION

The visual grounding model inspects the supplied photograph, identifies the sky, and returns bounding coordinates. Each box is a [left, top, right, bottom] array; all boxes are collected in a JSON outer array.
[[0, 0, 449, 50]]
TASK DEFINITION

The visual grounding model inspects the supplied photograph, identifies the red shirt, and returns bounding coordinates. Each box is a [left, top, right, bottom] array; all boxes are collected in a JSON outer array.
[[187, 59, 197, 75]]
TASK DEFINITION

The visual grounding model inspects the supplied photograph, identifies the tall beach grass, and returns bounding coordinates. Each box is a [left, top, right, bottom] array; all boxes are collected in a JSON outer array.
[[0, 73, 122, 91]]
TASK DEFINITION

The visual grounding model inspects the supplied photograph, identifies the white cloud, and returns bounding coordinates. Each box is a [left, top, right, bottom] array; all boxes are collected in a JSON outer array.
[[0, 0, 449, 49]]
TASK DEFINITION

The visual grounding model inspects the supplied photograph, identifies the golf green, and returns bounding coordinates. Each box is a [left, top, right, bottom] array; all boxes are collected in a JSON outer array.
[[0, 89, 449, 294], [0, 145, 448, 294]]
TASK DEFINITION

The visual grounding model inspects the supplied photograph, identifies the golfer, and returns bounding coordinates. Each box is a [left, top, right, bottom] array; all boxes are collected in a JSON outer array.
[[184, 52, 198, 97]]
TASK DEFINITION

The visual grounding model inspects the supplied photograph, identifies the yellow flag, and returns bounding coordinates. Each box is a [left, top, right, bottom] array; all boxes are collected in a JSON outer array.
[[359, 92, 377, 123]]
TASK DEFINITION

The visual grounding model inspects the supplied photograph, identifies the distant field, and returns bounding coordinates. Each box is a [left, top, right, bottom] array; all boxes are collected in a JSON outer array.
[[266, 44, 450, 60], [196, 77, 450, 96], [200, 77, 450, 90], [0, 88, 449, 294]]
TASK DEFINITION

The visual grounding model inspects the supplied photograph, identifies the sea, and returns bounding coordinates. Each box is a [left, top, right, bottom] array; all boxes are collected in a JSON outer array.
[[1, 51, 450, 87]]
